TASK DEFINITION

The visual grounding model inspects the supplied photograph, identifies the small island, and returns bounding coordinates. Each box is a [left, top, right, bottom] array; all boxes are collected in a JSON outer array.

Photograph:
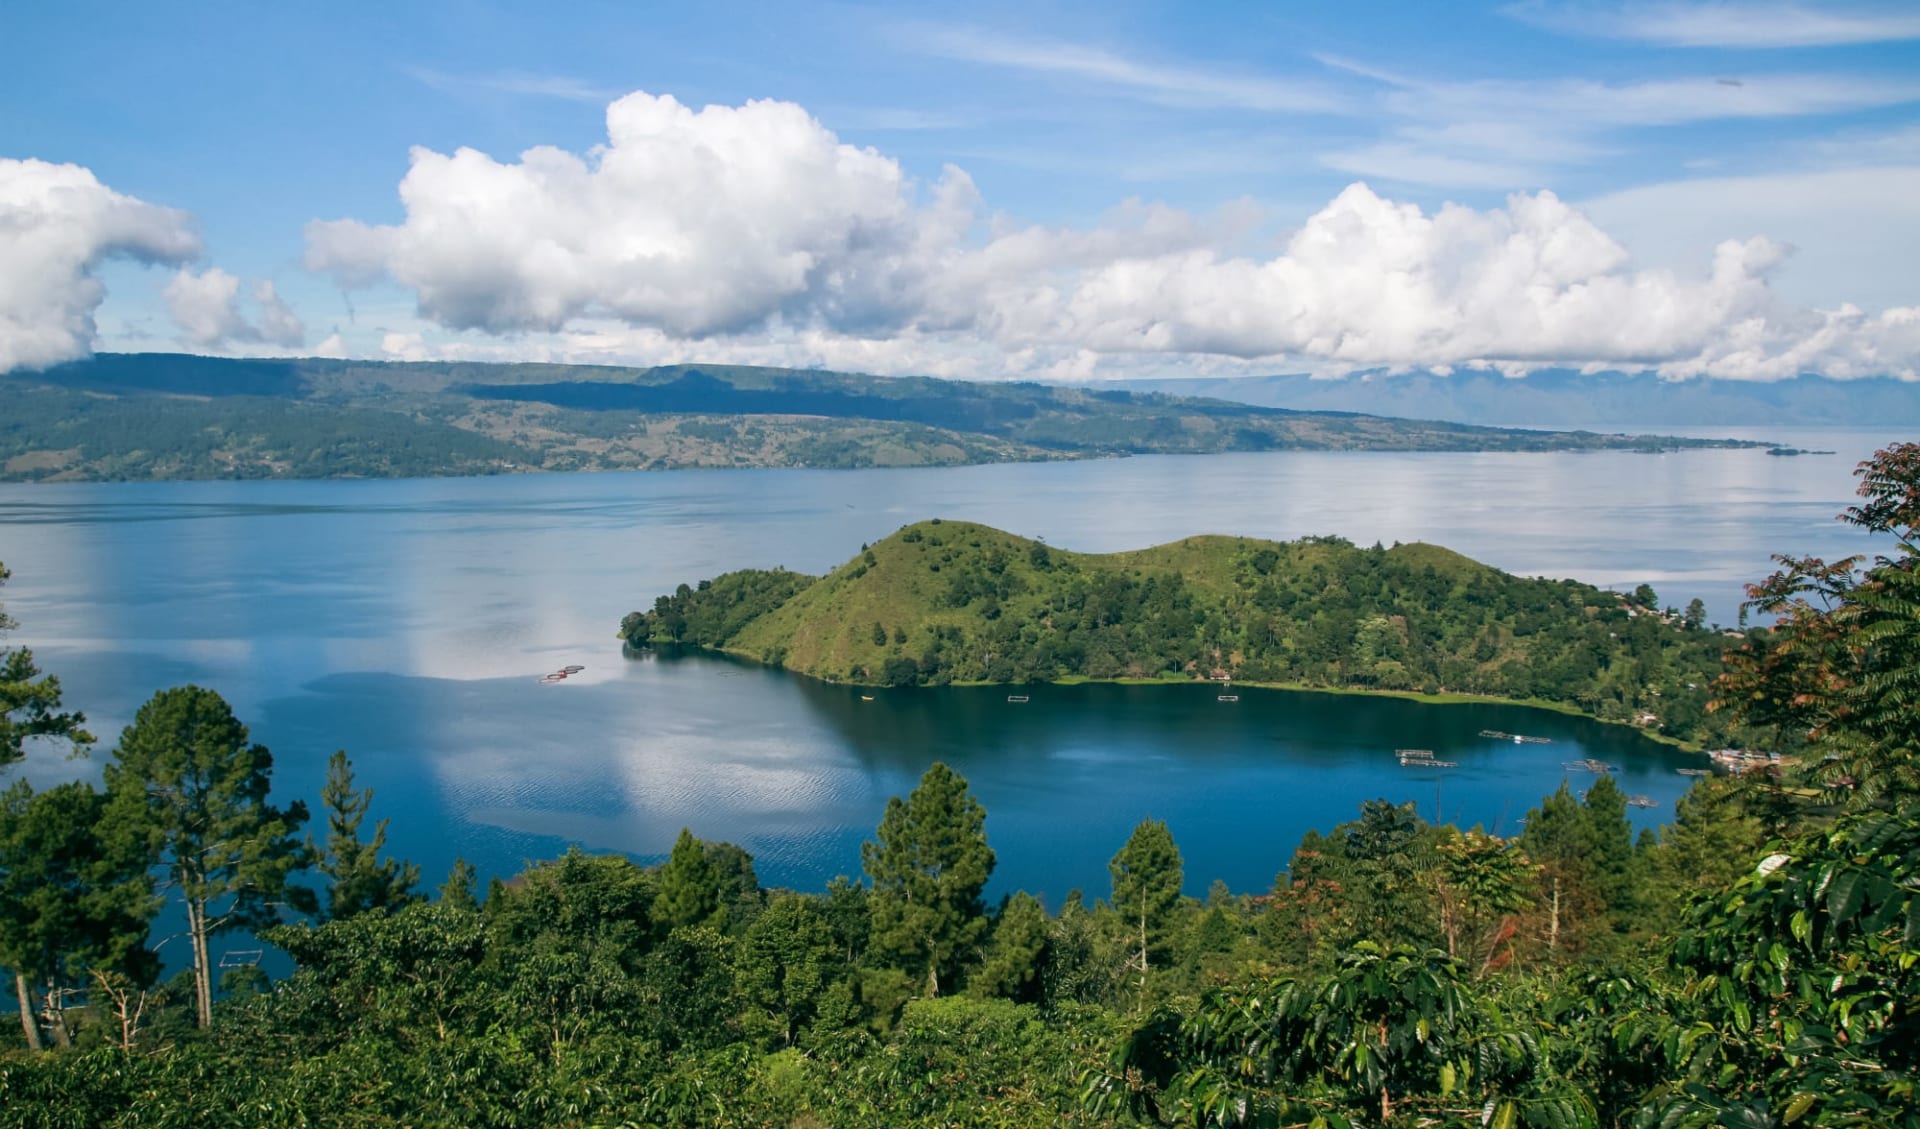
[[621, 520, 1751, 747]]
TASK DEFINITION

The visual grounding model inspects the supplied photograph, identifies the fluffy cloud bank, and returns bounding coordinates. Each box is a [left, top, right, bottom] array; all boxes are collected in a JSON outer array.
[[0, 158, 201, 372], [164, 268, 306, 350], [307, 92, 976, 338], [312, 90, 1919, 380]]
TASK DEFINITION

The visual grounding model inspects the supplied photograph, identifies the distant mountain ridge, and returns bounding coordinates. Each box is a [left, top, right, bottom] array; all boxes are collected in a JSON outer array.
[[0, 353, 1772, 482], [1104, 370, 1920, 428]]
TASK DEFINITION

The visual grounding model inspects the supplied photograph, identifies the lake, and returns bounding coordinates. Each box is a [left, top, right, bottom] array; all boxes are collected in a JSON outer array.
[[0, 427, 1901, 902]]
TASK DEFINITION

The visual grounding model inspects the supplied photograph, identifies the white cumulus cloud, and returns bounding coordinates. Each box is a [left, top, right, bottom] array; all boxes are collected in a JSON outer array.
[[307, 90, 1920, 381], [307, 90, 977, 338], [0, 158, 201, 373], [163, 268, 307, 349]]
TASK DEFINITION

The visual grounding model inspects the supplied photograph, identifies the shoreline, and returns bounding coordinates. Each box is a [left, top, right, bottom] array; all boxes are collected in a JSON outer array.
[[639, 641, 1705, 753]]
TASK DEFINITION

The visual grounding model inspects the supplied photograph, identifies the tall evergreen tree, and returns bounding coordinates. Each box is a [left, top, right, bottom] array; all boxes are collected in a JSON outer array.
[[735, 895, 842, 1047], [1, 562, 93, 771], [0, 780, 155, 1051], [655, 828, 719, 931], [438, 858, 479, 911], [314, 750, 420, 920], [1109, 817, 1183, 998], [862, 761, 995, 997], [970, 891, 1050, 1004], [1521, 778, 1635, 957], [101, 686, 314, 1028]]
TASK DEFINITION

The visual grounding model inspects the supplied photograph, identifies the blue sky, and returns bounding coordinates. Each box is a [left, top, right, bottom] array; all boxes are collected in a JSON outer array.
[[4, 0, 1919, 380]]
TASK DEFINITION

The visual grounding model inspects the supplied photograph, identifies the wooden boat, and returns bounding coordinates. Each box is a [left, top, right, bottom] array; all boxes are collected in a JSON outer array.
[[1007, 694, 1029, 703], [1217, 694, 1239, 702]]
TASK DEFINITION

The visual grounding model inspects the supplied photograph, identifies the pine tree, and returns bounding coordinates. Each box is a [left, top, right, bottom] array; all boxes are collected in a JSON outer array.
[[970, 891, 1050, 1004], [101, 686, 315, 1028], [1, 562, 93, 770], [314, 750, 419, 920], [656, 828, 719, 931], [0, 780, 155, 1051], [438, 858, 479, 911], [862, 761, 995, 997], [736, 896, 842, 1047], [1110, 817, 1183, 999]]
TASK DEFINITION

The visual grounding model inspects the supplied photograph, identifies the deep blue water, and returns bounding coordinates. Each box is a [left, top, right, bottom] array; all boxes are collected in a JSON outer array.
[[0, 428, 1901, 903]]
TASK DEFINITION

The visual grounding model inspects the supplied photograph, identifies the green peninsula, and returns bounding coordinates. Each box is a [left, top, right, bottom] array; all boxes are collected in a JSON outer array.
[[2, 353, 1769, 481], [621, 520, 1748, 746]]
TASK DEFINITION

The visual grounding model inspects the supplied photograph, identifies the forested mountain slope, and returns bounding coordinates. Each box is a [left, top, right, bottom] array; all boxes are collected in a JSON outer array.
[[1, 354, 1767, 481], [621, 521, 1747, 745]]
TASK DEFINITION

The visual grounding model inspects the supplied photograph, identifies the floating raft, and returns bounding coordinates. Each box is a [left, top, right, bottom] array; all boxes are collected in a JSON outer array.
[[1401, 756, 1458, 768], [1396, 748, 1435, 758], [1676, 768, 1712, 777], [1563, 759, 1616, 773], [1480, 729, 1552, 744], [1626, 795, 1659, 809]]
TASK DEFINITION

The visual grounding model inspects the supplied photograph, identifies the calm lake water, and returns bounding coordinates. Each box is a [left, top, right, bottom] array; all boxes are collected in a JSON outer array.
[[0, 427, 1903, 903]]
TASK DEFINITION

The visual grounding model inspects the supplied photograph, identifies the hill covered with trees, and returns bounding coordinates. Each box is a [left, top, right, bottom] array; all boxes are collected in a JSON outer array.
[[0, 354, 1767, 482], [4, 443, 1914, 1127], [621, 523, 1748, 746]]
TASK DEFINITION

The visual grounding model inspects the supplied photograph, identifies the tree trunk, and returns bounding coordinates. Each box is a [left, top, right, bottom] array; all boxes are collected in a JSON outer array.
[[1137, 908, 1150, 1005], [1547, 877, 1561, 955], [44, 989, 72, 1047], [926, 936, 940, 998], [188, 896, 214, 1028], [15, 973, 43, 1052]]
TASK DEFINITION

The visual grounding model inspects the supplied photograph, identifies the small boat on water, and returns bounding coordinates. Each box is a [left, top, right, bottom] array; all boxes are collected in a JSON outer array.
[[1626, 795, 1659, 809], [1217, 694, 1239, 702], [1676, 768, 1712, 777], [1007, 694, 1029, 703], [859, 695, 874, 701], [1563, 758, 1615, 773], [563, 665, 585, 674]]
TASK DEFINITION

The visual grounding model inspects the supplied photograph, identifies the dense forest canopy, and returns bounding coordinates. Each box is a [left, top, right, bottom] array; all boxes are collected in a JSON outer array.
[[1, 354, 1766, 482], [1, 442, 1915, 1128], [621, 524, 1753, 746]]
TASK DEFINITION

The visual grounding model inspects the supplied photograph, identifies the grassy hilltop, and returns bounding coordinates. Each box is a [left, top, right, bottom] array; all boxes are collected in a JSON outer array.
[[621, 520, 1749, 746]]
